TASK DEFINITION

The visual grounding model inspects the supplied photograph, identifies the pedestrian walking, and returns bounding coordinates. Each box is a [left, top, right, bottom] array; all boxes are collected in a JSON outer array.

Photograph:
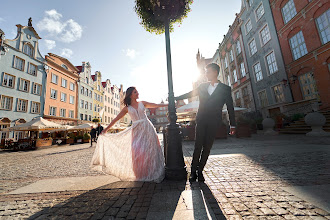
[[90, 126, 97, 147]]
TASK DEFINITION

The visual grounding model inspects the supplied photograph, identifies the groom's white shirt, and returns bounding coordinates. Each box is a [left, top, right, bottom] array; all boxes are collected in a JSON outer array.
[[207, 82, 219, 96]]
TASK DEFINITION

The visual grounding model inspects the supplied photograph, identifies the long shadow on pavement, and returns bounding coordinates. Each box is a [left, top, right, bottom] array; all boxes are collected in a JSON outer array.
[[26, 179, 226, 219]]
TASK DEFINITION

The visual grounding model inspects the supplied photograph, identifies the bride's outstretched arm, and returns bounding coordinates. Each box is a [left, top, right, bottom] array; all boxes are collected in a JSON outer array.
[[101, 107, 128, 134], [142, 101, 168, 108]]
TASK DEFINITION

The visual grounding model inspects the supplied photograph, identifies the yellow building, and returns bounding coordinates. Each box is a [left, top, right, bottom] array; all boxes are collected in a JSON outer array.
[[91, 71, 104, 122]]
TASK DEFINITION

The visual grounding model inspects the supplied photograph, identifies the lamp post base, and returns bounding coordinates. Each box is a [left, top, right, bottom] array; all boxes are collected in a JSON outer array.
[[164, 123, 187, 181]]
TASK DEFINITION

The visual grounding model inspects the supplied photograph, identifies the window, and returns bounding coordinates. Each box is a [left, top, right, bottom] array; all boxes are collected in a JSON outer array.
[[253, 62, 263, 81], [69, 95, 74, 104], [229, 50, 234, 62], [316, 9, 330, 45], [51, 73, 58, 84], [85, 114, 88, 121], [28, 63, 37, 76], [299, 72, 319, 100], [90, 103, 92, 110], [245, 19, 252, 34], [69, 110, 74, 118], [101, 96, 103, 102], [85, 77, 89, 84], [32, 83, 42, 95], [289, 31, 308, 60], [61, 78, 67, 88], [248, 0, 253, 7], [13, 56, 25, 71], [98, 85, 100, 91], [23, 44, 33, 57], [17, 99, 28, 112], [19, 78, 30, 92], [272, 85, 285, 103], [61, 92, 67, 102], [255, 3, 264, 20], [70, 82, 75, 91], [236, 40, 242, 55], [80, 114, 83, 120], [85, 88, 88, 96], [0, 96, 13, 110], [258, 90, 268, 108], [61, 64, 68, 70], [227, 75, 231, 86], [249, 39, 257, 56], [266, 52, 278, 74], [94, 93, 97, 100], [282, 0, 297, 24], [50, 107, 57, 116], [235, 91, 240, 100], [260, 25, 271, 46], [89, 115, 92, 121], [81, 100, 84, 108], [60, 109, 66, 117], [2, 73, 15, 88], [89, 91, 92, 98], [81, 86, 84, 94], [240, 63, 246, 77], [94, 104, 97, 111], [224, 56, 228, 69], [242, 87, 248, 97], [50, 89, 57, 99], [85, 101, 88, 109], [233, 69, 238, 82]]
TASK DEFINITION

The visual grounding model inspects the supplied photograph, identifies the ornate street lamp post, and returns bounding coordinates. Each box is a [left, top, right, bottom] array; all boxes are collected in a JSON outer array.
[[135, 0, 193, 180]]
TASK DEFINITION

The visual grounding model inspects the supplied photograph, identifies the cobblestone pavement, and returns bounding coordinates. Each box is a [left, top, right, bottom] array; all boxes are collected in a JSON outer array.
[[0, 134, 330, 219]]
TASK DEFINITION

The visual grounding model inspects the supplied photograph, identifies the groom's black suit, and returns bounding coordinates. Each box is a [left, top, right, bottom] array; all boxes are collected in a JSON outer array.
[[176, 82, 236, 172]]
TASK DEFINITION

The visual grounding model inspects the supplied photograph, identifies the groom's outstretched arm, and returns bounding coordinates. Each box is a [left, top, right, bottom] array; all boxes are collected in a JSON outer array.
[[174, 87, 199, 100], [226, 87, 236, 127]]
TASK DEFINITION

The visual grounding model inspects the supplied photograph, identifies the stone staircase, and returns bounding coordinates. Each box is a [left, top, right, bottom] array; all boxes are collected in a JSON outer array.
[[280, 110, 330, 134]]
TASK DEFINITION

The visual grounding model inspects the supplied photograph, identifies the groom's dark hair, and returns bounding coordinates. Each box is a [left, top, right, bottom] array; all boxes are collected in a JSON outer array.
[[206, 63, 220, 75]]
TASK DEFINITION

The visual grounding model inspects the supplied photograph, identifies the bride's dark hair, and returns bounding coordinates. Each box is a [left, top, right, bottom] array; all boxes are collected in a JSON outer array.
[[123, 87, 136, 107]]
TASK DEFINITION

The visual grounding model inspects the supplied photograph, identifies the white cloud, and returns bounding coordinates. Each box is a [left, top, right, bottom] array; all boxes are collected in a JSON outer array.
[[60, 48, 73, 58], [44, 40, 56, 50], [123, 49, 139, 59], [37, 9, 82, 43]]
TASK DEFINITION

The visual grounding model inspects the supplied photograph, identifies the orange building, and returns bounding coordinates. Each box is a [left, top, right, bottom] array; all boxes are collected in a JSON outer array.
[[44, 53, 79, 125]]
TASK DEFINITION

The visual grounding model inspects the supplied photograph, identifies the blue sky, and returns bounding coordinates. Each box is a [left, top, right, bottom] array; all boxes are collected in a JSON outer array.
[[0, 0, 242, 103]]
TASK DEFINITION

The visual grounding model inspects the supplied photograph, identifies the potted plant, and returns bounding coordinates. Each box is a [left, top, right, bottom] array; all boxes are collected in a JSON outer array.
[[83, 133, 90, 143], [76, 134, 83, 144], [236, 116, 252, 138], [67, 133, 75, 145]]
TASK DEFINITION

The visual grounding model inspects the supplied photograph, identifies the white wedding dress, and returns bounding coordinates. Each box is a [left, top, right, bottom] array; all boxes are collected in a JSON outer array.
[[91, 102, 165, 183]]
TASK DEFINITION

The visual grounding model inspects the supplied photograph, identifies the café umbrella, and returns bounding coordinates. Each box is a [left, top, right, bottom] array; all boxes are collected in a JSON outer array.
[[2, 117, 65, 131]]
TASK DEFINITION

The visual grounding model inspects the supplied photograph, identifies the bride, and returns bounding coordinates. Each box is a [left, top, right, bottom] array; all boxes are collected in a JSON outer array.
[[90, 87, 168, 183]]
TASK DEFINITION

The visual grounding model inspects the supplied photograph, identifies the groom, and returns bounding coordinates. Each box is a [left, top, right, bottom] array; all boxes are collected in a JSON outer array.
[[175, 63, 236, 182]]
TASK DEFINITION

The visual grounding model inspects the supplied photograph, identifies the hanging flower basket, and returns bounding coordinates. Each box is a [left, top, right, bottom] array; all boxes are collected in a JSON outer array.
[[135, 0, 193, 34]]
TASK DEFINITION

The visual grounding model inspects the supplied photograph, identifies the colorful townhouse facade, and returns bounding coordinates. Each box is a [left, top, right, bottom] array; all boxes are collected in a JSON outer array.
[[240, 0, 293, 118], [91, 71, 104, 122], [43, 53, 79, 125], [269, 0, 330, 112], [218, 14, 256, 112], [0, 19, 47, 140], [76, 62, 94, 123]]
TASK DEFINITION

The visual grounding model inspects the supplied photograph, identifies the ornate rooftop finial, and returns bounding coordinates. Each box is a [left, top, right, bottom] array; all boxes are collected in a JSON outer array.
[[28, 17, 32, 27]]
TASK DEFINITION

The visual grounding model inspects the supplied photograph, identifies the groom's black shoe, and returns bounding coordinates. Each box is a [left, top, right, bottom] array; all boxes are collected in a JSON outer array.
[[189, 170, 197, 182], [198, 170, 205, 182]]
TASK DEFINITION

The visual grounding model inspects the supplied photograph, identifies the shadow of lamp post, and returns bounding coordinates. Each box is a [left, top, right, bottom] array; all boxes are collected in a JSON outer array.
[[134, 0, 193, 180]]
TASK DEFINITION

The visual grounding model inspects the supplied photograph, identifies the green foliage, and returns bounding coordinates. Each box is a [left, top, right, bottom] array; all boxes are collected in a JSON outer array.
[[83, 133, 90, 140], [67, 133, 75, 139], [134, 0, 193, 34], [292, 113, 304, 121], [76, 135, 83, 139], [92, 118, 100, 123]]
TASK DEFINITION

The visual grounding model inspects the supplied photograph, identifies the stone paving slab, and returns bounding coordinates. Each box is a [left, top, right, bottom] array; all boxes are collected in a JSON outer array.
[[281, 184, 330, 213], [7, 176, 120, 195]]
